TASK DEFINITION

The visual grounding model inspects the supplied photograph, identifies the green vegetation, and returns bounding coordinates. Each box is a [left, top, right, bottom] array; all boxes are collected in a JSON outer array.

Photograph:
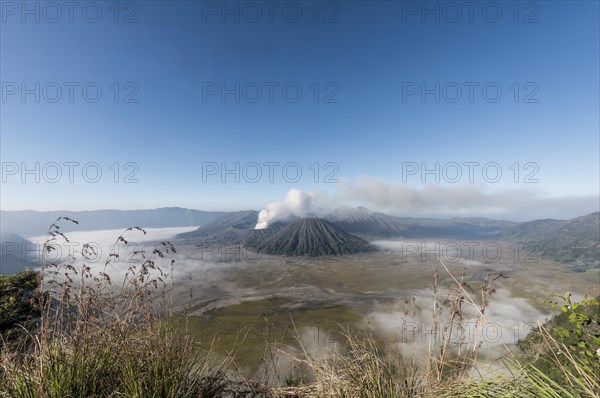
[[518, 292, 600, 389], [0, 269, 39, 348]]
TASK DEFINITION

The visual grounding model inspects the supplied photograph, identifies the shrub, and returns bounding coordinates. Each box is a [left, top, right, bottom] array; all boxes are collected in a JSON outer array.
[[0, 268, 39, 348]]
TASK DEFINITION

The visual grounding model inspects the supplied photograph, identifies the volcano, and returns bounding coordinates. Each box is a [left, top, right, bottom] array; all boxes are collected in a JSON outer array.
[[248, 218, 375, 257]]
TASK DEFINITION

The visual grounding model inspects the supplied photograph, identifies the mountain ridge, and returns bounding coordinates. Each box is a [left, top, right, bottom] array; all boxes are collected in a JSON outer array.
[[0, 232, 39, 274], [503, 212, 599, 269], [2, 207, 597, 267]]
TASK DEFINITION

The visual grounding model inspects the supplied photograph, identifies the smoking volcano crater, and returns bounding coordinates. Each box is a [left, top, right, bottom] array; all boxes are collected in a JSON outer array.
[[247, 218, 376, 257]]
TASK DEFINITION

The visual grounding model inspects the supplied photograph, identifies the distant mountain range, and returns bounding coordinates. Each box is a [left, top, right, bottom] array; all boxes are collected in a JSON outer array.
[[177, 210, 260, 244], [324, 207, 517, 239], [175, 208, 599, 266], [1, 207, 598, 272], [176, 207, 518, 243], [502, 212, 599, 269], [0, 232, 38, 274]]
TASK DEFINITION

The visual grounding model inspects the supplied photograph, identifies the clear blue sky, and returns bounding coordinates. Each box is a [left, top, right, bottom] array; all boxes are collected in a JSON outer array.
[[1, 1, 598, 219]]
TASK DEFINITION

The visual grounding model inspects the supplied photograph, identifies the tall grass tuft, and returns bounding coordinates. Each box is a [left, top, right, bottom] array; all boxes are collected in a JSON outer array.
[[0, 218, 230, 398]]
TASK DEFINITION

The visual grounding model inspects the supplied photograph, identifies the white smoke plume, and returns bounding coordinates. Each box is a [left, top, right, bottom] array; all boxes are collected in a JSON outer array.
[[337, 176, 598, 218], [254, 177, 598, 226], [255, 188, 317, 229]]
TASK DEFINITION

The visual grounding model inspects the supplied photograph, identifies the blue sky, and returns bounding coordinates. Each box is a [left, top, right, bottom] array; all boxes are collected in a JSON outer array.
[[1, 1, 598, 220]]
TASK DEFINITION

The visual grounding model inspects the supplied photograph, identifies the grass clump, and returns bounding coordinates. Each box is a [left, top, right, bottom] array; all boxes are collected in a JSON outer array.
[[0, 218, 231, 398], [0, 269, 39, 350]]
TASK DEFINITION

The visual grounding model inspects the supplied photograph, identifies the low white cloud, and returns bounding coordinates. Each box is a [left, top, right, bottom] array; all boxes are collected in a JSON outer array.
[[368, 286, 548, 366], [337, 176, 598, 220], [28, 226, 197, 247]]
